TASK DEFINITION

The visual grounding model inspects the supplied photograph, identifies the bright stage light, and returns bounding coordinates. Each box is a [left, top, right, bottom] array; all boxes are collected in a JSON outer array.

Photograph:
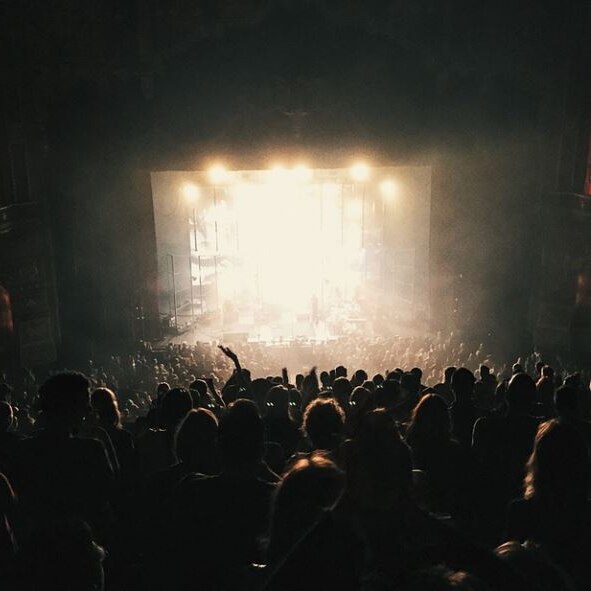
[[350, 162, 370, 182], [181, 182, 200, 203], [380, 179, 397, 199], [208, 164, 229, 185], [293, 164, 313, 182], [268, 164, 290, 180]]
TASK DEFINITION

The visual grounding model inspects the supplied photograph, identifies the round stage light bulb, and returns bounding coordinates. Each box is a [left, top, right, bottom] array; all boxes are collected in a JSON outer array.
[[182, 182, 200, 202], [208, 164, 229, 185], [350, 162, 370, 182], [380, 179, 397, 198]]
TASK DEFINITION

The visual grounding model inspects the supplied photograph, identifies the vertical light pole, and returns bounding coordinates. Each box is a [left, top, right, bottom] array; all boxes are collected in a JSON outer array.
[[208, 165, 229, 315], [182, 182, 200, 324], [351, 162, 370, 285], [169, 253, 178, 330], [379, 179, 397, 300]]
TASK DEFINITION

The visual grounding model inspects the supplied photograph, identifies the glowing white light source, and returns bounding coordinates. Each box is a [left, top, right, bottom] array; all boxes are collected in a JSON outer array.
[[380, 179, 397, 199], [208, 164, 229, 184], [293, 164, 313, 182], [182, 182, 200, 203], [269, 164, 289, 179], [350, 162, 370, 182]]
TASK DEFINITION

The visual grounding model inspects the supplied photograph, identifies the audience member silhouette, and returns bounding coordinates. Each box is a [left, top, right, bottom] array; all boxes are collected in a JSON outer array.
[[265, 454, 362, 591], [264, 385, 301, 460], [449, 368, 476, 449], [475, 365, 496, 412], [433, 366, 456, 405], [302, 397, 345, 457], [91, 387, 135, 477], [163, 399, 276, 589], [12, 372, 114, 537], [506, 419, 591, 589], [536, 366, 556, 418], [406, 394, 471, 520], [136, 386, 192, 477], [473, 373, 539, 542]]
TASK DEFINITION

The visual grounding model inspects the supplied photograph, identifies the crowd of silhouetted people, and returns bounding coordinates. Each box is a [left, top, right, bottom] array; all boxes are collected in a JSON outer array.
[[0, 335, 591, 590]]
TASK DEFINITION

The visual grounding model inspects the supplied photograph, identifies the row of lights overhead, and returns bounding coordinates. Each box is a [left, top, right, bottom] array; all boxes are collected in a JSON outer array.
[[182, 162, 397, 202]]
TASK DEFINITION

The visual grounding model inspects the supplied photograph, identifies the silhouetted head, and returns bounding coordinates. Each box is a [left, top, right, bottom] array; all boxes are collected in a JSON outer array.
[[374, 379, 401, 411], [303, 398, 345, 451], [349, 409, 412, 510], [406, 394, 451, 445], [222, 384, 242, 405], [319, 371, 331, 389], [0, 401, 13, 433], [410, 367, 423, 383], [251, 377, 272, 413], [268, 454, 345, 561], [352, 369, 368, 387], [450, 368, 475, 400], [401, 372, 419, 396], [525, 419, 588, 506], [335, 365, 347, 378], [535, 360, 546, 376], [444, 366, 456, 383], [386, 369, 403, 382], [189, 379, 208, 403], [506, 373, 535, 414], [156, 382, 170, 400], [331, 377, 352, 409], [295, 374, 304, 390], [541, 366, 554, 379], [265, 385, 290, 418], [372, 374, 384, 386], [362, 380, 376, 393], [350, 386, 373, 413], [479, 365, 490, 378], [38, 372, 91, 430], [288, 388, 301, 411], [160, 387, 192, 430], [91, 387, 121, 428], [218, 399, 264, 470], [174, 408, 218, 466], [302, 373, 320, 398]]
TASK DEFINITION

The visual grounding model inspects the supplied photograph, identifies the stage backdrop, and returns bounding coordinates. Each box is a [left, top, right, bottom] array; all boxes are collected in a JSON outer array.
[[150, 165, 431, 340]]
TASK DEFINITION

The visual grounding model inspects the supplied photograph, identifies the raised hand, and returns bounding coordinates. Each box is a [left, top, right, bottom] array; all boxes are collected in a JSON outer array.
[[218, 345, 239, 364]]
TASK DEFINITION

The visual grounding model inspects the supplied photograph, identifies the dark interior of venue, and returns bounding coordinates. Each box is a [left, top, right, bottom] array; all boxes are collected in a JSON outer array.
[[1, 2, 591, 590]]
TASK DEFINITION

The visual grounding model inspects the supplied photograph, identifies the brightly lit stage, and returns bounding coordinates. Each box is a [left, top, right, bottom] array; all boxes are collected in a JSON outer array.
[[150, 163, 431, 343]]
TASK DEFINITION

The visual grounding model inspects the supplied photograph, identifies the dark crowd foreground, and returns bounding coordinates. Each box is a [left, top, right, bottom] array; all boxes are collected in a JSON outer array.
[[0, 336, 590, 590]]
